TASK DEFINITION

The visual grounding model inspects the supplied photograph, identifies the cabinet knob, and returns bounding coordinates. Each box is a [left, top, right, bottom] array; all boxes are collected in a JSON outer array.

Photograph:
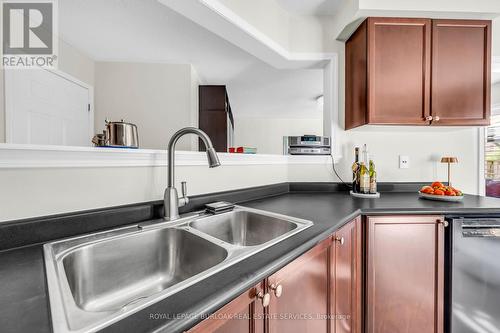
[[424, 116, 433, 121], [257, 291, 270, 307], [433, 116, 441, 122], [270, 284, 283, 298], [437, 219, 449, 227], [335, 236, 345, 245]]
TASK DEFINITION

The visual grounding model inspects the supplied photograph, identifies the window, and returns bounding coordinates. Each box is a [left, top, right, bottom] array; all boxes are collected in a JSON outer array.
[[486, 114, 500, 197]]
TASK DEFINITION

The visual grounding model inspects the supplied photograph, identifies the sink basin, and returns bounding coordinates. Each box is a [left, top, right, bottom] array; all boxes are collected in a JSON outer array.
[[63, 228, 227, 313], [190, 210, 297, 246], [44, 206, 313, 333]]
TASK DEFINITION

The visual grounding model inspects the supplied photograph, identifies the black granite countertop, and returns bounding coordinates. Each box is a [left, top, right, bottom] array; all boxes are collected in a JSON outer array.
[[1, 187, 500, 333]]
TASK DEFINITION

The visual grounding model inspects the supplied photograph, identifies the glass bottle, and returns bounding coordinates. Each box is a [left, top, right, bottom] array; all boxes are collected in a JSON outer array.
[[352, 147, 360, 193], [360, 145, 370, 194], [369, 159, 377, 194]]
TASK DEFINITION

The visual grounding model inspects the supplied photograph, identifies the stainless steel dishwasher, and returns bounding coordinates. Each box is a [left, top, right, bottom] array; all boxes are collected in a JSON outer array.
[[447, 217, 500, 333]]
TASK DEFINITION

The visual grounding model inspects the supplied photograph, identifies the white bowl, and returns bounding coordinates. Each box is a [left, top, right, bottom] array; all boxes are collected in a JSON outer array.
[[418, 192, 464, 202]]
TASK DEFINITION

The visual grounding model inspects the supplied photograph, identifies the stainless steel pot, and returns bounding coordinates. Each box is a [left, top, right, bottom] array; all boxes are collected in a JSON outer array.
[[92, 119, 139, 148]]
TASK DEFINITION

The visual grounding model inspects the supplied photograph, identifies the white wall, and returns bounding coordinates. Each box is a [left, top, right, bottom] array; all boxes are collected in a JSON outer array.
[[190, 67, 201, 150], [59, 40, 95, 86], [0, 163, 289, 222], [234, 117, 323, 154], [493, 82, 500, 106], [494, 18, 500, 56], [289, 126, 481, 195], [94, 62, 198, 150]]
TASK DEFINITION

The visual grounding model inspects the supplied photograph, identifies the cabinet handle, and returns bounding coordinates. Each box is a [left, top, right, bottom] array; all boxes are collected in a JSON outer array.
[[437, 219, 449, 227], [335, 236, 345, 245], [257, 291, 270, 307], [424, 116, 433, 121], [433, 116, 441, 122], [270, 284, 283, 298]]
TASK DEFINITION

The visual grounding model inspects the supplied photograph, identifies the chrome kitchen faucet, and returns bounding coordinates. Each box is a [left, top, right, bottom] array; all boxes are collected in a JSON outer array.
[[164, 127, 221, 221]]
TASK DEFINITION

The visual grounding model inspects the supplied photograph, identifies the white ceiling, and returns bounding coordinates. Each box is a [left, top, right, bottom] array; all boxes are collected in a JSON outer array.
[[58, 0, 322, 119], [227, 65, 323, 119], [275, 0, 343, 16]]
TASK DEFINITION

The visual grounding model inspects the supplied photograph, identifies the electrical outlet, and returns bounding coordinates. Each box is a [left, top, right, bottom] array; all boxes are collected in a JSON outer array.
[[399, 155, 410, 169]]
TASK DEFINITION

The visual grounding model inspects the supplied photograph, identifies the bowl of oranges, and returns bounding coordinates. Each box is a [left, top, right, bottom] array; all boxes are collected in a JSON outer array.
[[419, 182, 464, 202]]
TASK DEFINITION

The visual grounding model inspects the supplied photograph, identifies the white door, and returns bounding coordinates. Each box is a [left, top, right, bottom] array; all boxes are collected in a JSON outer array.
[[5, 69, 92, 146]]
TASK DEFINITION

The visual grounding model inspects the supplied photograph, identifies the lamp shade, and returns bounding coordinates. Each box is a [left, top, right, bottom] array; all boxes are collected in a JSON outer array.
[[441, 157, 458, 163]]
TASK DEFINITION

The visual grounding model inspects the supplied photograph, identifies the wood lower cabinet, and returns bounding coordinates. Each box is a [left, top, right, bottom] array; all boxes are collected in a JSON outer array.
[[267, 238, 331, 333], [332, 217, 362, 333], [187, 215, 445, 333], [186, 281, 265, 333], [366, 215, 445, 333]]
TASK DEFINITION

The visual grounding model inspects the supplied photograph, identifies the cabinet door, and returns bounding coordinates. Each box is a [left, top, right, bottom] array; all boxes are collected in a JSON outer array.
[[366, 216, 445, 333], [431, 20, 491, 125], [367, 18, 431, 125], [186, 282, 265, 333], [332, 217, 362, 333], [268, 238, 331, 333]]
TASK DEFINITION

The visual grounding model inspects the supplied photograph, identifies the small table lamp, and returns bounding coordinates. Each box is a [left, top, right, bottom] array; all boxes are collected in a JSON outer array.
[[441, 157, 459, 186]]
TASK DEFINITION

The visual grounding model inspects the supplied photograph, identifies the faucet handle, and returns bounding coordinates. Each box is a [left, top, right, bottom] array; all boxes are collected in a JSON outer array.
[[181, 181, 187, 198], [178, 181, 189, 207]]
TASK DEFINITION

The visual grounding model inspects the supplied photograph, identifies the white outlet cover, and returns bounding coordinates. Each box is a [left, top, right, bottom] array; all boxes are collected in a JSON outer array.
[[399, 155, 410, 169]]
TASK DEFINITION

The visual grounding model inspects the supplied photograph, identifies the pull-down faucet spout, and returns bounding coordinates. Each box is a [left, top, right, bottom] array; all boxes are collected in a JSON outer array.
[[164, 127, 220, 221]]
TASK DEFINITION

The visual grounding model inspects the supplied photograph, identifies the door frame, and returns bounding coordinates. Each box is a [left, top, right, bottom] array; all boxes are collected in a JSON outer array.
[[4, 68, 94, 145]]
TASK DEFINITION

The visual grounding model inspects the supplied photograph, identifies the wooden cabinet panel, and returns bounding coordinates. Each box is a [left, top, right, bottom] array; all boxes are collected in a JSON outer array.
[[186, 282, 265, 333], [332, 217, 362, 333], [345, 21, 368, 130], [431, 20, 491, 125], [366, 215, 445, 333], [268, 238, 331, 333], [367, 17, 431, 125]]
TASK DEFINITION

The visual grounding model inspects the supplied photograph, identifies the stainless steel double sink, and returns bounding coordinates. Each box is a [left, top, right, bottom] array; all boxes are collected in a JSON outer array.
[[44, 206, 313, 333]]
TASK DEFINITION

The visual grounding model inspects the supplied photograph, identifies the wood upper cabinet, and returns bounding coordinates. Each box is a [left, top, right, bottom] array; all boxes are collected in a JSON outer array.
[[268, 237, 331, 333], [367, 17, 431, 126], [345, 17, 491, 129], [431, 20, 491, 125], [365, 215, 445, 333], [346, 18, 431, 129], [186, 281, 265, 333], [332, 217, 362, 333]]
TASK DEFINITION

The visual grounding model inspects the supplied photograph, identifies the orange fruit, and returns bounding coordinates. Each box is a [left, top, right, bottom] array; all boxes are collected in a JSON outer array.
[[432, 181, 445, 189]]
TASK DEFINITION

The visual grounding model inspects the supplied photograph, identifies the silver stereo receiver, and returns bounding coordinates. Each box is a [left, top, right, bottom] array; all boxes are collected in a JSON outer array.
[[284, 135, 331, 155]]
